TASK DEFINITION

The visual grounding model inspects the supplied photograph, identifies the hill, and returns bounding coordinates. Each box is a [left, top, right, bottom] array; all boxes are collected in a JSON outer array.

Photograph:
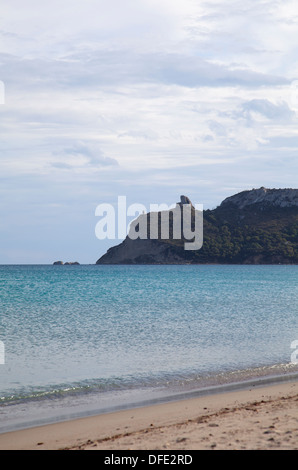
[[96, 187, 298, 264]]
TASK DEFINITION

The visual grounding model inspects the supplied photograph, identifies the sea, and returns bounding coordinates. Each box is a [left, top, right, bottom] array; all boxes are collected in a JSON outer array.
[[0, 264, 298, 433]]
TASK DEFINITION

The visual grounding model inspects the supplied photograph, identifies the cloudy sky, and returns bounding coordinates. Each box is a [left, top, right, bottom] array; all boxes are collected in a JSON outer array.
[[1, 0, 298, 263]]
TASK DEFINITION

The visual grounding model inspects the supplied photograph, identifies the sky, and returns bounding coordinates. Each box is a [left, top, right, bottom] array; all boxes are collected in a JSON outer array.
[[1, 0, 298, 263]]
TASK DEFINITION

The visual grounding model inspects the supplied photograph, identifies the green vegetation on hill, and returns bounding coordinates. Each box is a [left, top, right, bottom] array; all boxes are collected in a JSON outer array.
[[159, 204, 298, 264]]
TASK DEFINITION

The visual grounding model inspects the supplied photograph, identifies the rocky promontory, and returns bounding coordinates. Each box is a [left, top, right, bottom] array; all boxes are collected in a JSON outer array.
[[96, 188, 298, 265]]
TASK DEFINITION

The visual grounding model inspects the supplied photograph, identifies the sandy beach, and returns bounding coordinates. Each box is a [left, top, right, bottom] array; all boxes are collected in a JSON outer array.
[[0, 380, 297, 450]]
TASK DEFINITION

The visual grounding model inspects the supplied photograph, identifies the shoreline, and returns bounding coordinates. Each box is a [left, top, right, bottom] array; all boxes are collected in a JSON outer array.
[[1, 367, 297, 435], [0, 379, 297, 450]]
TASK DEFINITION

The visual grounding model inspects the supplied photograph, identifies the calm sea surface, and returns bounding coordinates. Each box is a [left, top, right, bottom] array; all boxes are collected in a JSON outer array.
[[0, 264, 298, 432]]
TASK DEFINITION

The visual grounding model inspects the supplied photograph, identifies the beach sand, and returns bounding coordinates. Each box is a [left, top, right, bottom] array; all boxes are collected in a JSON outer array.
[[0, 380, 297, 450]]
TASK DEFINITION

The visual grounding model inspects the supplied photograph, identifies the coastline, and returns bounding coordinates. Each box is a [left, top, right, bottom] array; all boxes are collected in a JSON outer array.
[[1, 364, 297, 435], [0, 379, 297, 450]]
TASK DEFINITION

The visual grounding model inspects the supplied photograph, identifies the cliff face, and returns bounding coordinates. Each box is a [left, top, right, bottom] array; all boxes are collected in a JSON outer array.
[[96, 188, 298, 265], [96, 238, 188, 264]]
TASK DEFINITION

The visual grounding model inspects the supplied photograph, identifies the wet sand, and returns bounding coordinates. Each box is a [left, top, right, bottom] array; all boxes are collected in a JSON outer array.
[[0, 380, 297, 450]]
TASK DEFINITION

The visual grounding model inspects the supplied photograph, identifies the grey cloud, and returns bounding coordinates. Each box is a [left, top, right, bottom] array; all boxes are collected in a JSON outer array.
[[151, 53, 288, 88], [265, 136, 298, 148], [52, 142, 118, 169], [0, 50, 289, 93], [61, 143, 92, 157], [208, 120, 227, 137], [202, 135, 214, 142], [0, 29, 20, 38], [87, 154, 118, 167], [241, 99, 295, 121], [51, 162, 73, 169]]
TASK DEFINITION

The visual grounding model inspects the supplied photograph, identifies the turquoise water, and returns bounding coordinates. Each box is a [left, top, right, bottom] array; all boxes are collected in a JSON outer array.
[[0, 264, 298, 431]]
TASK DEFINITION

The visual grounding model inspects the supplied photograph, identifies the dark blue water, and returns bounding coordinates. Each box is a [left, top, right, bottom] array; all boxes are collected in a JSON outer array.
[[0, 264, 298, 432]]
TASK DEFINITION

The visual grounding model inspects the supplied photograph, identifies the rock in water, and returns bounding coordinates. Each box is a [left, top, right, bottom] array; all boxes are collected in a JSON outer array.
[[53, 261, 80, 265]]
